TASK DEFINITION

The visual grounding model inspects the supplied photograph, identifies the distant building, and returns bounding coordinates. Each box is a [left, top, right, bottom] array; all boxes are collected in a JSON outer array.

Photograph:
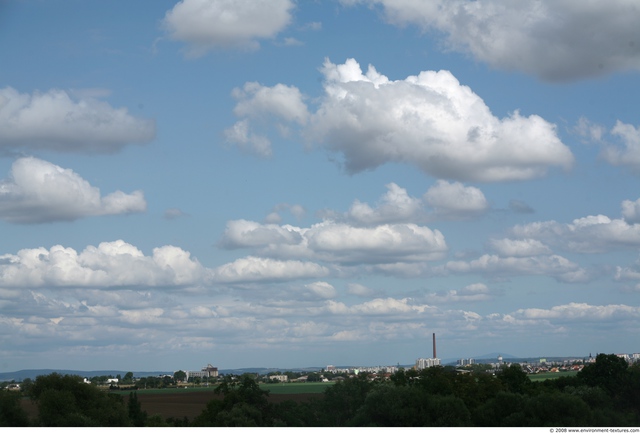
[[270, 375, 288, 383], [186, 363, 219, 381], [415, 358, 441, 370]]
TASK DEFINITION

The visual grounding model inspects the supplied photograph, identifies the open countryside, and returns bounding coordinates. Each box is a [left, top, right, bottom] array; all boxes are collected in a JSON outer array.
[[2, 354, 640, 427]]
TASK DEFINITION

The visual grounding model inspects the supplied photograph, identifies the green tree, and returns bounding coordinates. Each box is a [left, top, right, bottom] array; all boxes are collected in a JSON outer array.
[[306, 372, 322, 382], [127, 392, 147, 427], [174, 370, 187, 383], [28, 373, 130, 427], [123, 372, 134, 384], [350, 384, 471, 427], [497, 364, 530, 394], [320, 376, 375, 426], [0, 390, 30, 427], [578, 354, 629, 397], [192, 375, 272, 427]]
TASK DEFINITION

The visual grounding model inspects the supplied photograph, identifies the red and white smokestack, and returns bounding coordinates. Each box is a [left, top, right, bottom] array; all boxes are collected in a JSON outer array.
[[433, 333, 436, 359]]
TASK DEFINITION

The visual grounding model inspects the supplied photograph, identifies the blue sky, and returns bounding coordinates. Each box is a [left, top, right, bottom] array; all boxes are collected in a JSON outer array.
[[1, 0, 640, 372]]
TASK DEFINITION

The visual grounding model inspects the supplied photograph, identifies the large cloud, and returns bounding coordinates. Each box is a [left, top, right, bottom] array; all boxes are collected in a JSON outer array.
[[162, 0, 294, 55], [219, 219, 448, 265], [229, 59, 573, 181], [0, 87, 155, 153], [344, 0, 640, 81], [443, 254, 588, 283], [0, 240, 210, 288], [323, 182, 488, 225], [512, 214, 640, 253], [211, 256, 329, 283], [0, 157, 146, 223]]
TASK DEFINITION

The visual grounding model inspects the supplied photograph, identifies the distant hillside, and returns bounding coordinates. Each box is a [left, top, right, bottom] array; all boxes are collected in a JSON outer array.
[[0, 367, 327, 382], [0, 369, 172, 382]]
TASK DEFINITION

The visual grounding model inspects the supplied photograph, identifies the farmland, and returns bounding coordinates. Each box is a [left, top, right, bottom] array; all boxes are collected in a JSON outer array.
[[527, 370, 578, 382], [101, 382, 330, 421]]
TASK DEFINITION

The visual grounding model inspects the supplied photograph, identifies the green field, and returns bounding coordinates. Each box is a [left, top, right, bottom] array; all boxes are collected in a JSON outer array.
[[111, 381, 333, 396], [260, 382, 333, 394], [111, 386, 216, 395], [527, 370, 578, 382]]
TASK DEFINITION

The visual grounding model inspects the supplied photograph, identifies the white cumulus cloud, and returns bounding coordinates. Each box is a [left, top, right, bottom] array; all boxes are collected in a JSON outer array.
[[0, 157, 146, 223], [307, 58, 572, 181], [444, 254, 587, 283], [219, 218, 447, 266], [424, 180, 489, 217], [305, 281, 338, 299], [229, 59, 572, 181], [345, 0, 640, 81], [0, 240, 210, 288], [346, 183, 424, 225], [162, 0, 294, 55], [601, 121, 640, 171], [488, 238, 552, 257], [0, 87, 155, 153], [512, 210, 640, 254], [211, 256, 329, 283]]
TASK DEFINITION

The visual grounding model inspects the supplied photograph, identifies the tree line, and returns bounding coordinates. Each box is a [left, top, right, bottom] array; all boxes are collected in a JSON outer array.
[[1, 354, 638, 427]]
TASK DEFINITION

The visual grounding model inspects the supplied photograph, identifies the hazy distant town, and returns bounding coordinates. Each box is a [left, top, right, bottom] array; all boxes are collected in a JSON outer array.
[[3, 350, 640, 389]]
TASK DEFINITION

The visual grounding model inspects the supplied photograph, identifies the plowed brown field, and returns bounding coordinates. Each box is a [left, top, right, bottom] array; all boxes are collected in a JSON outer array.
[[21, 390, 320, 422]]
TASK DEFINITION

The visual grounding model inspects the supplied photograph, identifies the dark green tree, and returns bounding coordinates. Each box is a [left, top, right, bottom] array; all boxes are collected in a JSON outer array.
[[192, 375, 272, 427], [306, 372, 322, 382], [0, 390, 30, 427], [497, 364, 530, 394], [28, 373, 130, 427], [577, 354, 629, 397], [123, 372, 134, 384], [319, 376, 375, 426], [173, 370, 187, 383], [127, 392, 147, 427]]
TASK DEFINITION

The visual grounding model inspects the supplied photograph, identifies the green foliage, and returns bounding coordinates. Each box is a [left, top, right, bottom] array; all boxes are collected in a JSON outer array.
[[497, 364, 531, 394], [319, 376, 375, 426], [474, 391, 527, 427], [522, 392, 592, 426], [28, 373, 131, 427], [173, 370, 187, 382], [0, 390, 30, 427], [127, 392, 147, 427], [306, 372, 322, 382], [351, 384, 471, 427], [578, 354, 629, 396], [123, 372, 134, 384], [192, 375, 273, 427]]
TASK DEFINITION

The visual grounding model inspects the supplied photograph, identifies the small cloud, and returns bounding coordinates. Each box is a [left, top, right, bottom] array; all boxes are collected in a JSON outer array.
[[301, 21, 322, 31], [347, 283, 374, 297], [509, 199, 535, 214], [283, 37, 303, 46], [305, 281, 337, 299], [162, 0, 295, 56], [164, 208, 189, 220]]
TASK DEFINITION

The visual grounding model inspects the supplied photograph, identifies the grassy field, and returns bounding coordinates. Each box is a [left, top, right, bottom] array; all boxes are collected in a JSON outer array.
[[528, 370, 578, 382], [111, 381, 333, 396], [261, 381, 333, 394]]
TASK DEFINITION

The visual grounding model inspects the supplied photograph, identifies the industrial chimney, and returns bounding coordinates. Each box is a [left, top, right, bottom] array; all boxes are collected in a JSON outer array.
[[432, 333, 437, 359]]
